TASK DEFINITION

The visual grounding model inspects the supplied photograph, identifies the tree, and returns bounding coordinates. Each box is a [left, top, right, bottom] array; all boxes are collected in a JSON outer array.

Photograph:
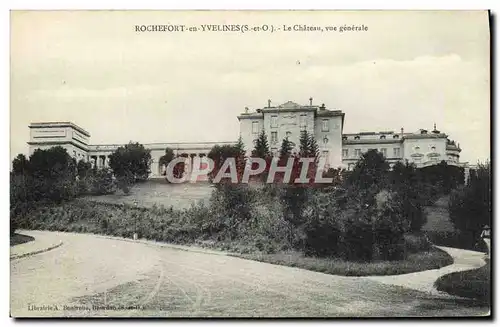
[[251, 130, 270, 158], [77, 160, 92, 179], [12, 154, 30, 175], [159, 148, 175, 176], [389, 161, 426, 232], [279, 137, 293, 163], [208, 144, 244, 182], [27, 147, 78, 202], [347, 149, 389, 191], [449, 161, 491, 247], [109, 142, 152, 183]]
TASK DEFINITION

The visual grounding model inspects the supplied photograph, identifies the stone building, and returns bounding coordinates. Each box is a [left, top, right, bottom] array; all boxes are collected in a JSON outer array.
[[26, 99, 468, 179], [238, 100, 466, 171]]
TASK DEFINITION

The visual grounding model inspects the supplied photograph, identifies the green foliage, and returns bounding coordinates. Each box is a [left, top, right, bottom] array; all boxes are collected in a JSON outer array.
[[12, 154, 30, 175], [448, 161, 491, 247], [348, 149, 389, 190], [389, 161, 427, 232], [251, 130, 270, 158], [109, 142, 152, 182], [279, 137, 293, 162], [158, 148, 175, 176], [208, 144, 246, 182]]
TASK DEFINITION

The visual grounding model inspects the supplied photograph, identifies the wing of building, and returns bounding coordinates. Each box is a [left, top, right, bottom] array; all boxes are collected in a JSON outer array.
[[237, 99, 465, 171]]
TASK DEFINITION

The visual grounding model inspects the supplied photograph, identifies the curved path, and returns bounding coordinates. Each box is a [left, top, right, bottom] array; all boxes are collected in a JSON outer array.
[[10, 231, 489, 318], [363, 246, 488, 296]]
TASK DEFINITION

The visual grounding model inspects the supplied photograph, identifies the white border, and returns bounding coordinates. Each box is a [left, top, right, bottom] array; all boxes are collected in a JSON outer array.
[[2, 1, 497, 326]]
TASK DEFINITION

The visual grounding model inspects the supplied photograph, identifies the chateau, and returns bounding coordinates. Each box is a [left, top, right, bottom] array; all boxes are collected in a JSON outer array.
[[27, 99, 466, 178]]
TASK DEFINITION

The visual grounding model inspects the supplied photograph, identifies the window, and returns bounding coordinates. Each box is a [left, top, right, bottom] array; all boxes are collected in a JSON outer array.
[[380, 148, 387, 157], [271, 115, 278, 128], [323, 137, 329, 144], [342, 149, 348, 158], [393, 148, 400, 157], [355, 149, 361, 157], [299, 114, 307, 129], [271, 132, 278, 143], [393, 135, 399, 139], [342, 136, 347, 141], [431, 146, 436, 151], [354, 135, 360, 140], [415, 146, 420, 152], [252, 121, 259, 134], [322, 119, 329, 132], [322, 150, 329, 157], [286, 131, 292, 138], [380, 135, 386, 139]]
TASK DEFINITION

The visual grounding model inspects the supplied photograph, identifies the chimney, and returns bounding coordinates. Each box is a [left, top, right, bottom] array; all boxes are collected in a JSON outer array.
[[309, 97, 313, 106], [244, 107, 249, 114], [267, 99, 271, 108], [401, 127, 404, 136]]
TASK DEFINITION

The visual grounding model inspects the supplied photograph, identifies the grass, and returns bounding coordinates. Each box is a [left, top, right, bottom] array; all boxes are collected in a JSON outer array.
[[10, 233, 35, 246], [422, 195, 455, 233], [236, 247, 453, 277], [83, 180, 213, 210], [435, 260, 490, 304]]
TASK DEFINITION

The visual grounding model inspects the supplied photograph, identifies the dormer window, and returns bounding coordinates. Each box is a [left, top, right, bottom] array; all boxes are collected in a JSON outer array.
[[342, 136, 347, 141], [380, 135, 386, 140], [393, 135, 399, 139], [354, 136, 360, 140], [431, 146, 436, 151]]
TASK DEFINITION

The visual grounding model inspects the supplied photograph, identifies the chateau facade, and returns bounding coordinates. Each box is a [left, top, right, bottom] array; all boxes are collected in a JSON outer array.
[[238, 100, 463, 171], [27, 99, 465, 178]]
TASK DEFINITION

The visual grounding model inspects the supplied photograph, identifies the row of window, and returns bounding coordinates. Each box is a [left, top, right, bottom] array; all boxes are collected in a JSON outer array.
[[342, 148, 401, 158], [252, 117, 330, 134], [343, 134, 400, 141]]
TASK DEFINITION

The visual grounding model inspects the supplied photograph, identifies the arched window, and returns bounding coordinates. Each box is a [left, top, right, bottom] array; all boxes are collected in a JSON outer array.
[[380, 135, 386, 139], [323, 137, 329, 144], [354, 136, 360, 140]]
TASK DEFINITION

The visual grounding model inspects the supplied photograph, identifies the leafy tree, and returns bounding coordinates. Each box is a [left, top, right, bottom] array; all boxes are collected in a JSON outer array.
[[389, 161, 426, 232], [347, 149, 389, 191], [159, 148, 175, 176], [12, 154, 30, 175], [208, 144, 245, 182], [27, 147, 78, 202], [109, 142, 152, 183], [449, 161, 491, 246], [77, 160, 92, 179]]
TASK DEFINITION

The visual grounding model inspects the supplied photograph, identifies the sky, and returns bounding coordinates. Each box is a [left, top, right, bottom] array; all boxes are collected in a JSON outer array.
[[10, 10, 490, 164]]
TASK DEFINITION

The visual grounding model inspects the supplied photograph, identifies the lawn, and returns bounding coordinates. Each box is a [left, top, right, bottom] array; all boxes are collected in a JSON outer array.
[[422, 195, 455, 233], [435, 260, 490, 304], [83, 180, 214, 210], [237, 247, 453, 277]]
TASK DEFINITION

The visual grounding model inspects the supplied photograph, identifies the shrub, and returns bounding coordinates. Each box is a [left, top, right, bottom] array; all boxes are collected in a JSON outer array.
[[448, 162, 491, 247]]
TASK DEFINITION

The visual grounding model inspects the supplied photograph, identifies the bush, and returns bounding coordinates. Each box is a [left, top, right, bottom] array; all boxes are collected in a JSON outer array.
[[448, 162, 491, 247]]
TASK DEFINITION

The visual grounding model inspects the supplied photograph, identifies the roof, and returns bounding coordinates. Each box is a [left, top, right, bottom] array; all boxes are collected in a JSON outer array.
[[29, 122, 91, 137]]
